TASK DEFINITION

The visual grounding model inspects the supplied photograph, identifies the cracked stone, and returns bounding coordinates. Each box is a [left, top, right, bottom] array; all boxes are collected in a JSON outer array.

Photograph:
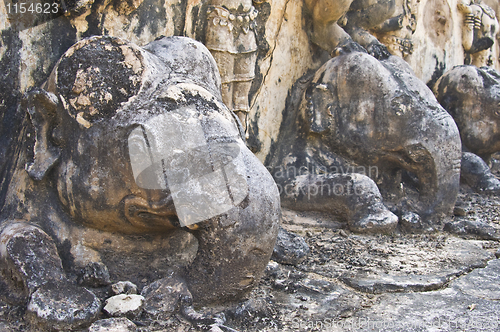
[[338, 239, 493, 293], [444, 219, 500, 240]]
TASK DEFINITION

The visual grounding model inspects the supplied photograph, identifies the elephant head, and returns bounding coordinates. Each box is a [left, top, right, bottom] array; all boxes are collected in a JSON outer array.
[[302, 53, 462, 226], [0, 36, 280, 330], [434, 65, 500, 160]]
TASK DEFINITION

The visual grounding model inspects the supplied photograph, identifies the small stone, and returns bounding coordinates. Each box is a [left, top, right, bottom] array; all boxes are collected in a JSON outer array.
[[104, 294, 144, 319], [78, 262, 111, 287], [111, 281, 138, 295], [89, 317, 137, 332], [453, 206, 467, 216], [400, 211, 428, 233], [271, 227, 310, 266], [339, 229, 348, 237], [495, 248, 500, 259], [141, 277, 190, 319], [265, 261, 280, 278], [27, 282, 101, 331]]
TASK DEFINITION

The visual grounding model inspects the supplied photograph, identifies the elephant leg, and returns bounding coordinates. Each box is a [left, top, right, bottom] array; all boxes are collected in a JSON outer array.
[[0, 222, 100, 329], [185, 205, 279, 304], [461, 152, 500, 194], [279, 173, 398, 234]]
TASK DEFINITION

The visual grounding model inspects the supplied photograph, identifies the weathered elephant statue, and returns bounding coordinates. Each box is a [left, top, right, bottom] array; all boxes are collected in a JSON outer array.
[[269, 53, 462, 233], [0, 35, 280, 330], [304, 0, 396, 59], [434, 65, 500, 193]]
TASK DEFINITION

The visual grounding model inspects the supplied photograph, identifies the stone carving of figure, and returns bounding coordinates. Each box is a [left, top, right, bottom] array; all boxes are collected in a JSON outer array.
[[458, 0, 499, 67], [370, 0, 419, 59], [205, 0, 264, 131], [304, 0, 396, 59], [0, 36, 280, 330], [269, 54, 462, 233], [435, 65, 500, 193]]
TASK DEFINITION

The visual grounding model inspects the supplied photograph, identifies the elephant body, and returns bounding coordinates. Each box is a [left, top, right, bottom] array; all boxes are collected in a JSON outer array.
[[435, 65, 500, 193], [0, 36, 280, 330], [435, 65, 500, 159], [269, 52, 462, 232]]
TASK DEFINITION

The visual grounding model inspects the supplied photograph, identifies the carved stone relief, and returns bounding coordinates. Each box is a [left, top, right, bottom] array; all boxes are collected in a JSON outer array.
[[2, 1, 500, 330], [371, 0, 420, 58], [205, 0, 263, 132], [303, 0, 394, 59], [458, 0, 499, 67]]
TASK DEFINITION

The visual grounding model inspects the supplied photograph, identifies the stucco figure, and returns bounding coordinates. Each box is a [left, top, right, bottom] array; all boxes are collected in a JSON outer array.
[[458, 0, 499, 67], [0, 36, 280, 330], [269, 53, 462, 233], [371, 0, 419, 58], [435, 65, 500, 193], [304, 0, 396, 59], [205, 0, 264, 132]]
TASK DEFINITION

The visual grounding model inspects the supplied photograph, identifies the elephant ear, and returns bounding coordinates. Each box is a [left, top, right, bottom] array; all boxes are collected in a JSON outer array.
[[22, 88, 61, 181]]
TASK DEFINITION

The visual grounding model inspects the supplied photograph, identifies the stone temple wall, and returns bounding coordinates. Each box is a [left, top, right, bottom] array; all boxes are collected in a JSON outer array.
[[0, 0, 499, 163]]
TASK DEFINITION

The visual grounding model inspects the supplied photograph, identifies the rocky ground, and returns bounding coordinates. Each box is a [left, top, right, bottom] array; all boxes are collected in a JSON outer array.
[[2, 183, 500, 332]]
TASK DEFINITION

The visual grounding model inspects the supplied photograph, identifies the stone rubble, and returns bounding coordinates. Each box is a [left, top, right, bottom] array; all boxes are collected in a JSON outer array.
[[111, 281, 138, 295]]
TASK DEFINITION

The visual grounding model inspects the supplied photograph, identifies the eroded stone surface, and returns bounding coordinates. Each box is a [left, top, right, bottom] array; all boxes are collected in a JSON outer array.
[[89, 317, 138, 332], [340, 259, 500, 331], [435, 65, 500, 159], [141, 276, 190, 319], [0, 35, 280, 330], [268, 53, 461, 233], [453, 259, 500, 300], [78, 262, 111, 287], [27, 283, 101, 331], [2, 193, 500, 331], [271, 227, 310, 266], [1, 0, 500, 166]]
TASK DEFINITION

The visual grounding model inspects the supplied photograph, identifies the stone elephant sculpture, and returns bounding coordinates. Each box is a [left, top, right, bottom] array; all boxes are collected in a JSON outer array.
[[434, 65, 500, 193], [0, 36, 280, 330], [269, 53, 462, 233]]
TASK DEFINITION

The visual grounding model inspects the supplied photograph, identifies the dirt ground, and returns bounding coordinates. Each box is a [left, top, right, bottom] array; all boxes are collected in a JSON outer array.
[[1, 183, 500, 332]]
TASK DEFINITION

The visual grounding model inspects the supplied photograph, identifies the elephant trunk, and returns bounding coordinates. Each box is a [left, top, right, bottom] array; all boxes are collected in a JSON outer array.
[[399, 107, 462, 227]]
